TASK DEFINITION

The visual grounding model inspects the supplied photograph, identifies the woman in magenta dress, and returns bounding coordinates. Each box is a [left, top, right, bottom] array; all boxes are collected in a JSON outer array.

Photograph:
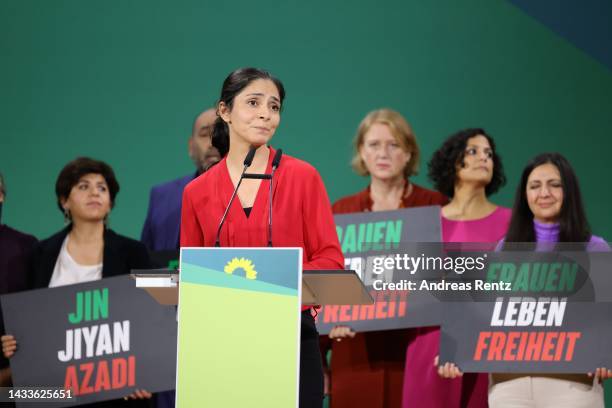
[[402, 128, 511, 408]]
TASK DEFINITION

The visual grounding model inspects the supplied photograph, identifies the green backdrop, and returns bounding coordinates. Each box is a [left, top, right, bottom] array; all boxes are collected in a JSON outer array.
[[2, 0, 611, 403]]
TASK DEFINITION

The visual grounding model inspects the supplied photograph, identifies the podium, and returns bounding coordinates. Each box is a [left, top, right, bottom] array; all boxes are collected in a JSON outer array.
[[132, 247, 371, 407]]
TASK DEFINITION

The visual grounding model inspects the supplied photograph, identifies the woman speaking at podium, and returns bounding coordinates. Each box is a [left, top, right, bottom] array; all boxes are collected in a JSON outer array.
[[180, 67, 344, 408]]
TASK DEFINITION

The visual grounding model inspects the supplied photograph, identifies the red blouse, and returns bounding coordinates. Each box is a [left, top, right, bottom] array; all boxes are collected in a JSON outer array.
[[180, 147, 344, 276]]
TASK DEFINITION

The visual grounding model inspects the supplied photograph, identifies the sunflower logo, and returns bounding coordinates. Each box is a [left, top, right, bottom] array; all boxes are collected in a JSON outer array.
[[224, 257, 257, 280]]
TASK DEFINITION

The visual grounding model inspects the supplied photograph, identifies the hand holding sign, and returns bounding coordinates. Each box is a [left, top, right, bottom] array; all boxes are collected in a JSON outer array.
[[125, 389, 153, 400], [329, 326, 356, 342], [434, 355, 463, 379], [1, 334, 16, 358], [588, 367, 612, 381]]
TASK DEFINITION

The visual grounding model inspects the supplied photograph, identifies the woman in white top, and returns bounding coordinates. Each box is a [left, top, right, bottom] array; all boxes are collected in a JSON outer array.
[[1, 157, 152, 405]]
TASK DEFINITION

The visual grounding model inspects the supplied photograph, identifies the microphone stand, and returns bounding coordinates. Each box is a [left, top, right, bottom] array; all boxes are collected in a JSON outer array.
[[214, 146, 256, 247]]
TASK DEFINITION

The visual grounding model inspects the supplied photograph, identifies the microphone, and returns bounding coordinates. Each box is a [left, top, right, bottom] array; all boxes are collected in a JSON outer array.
[[214, 146, 257, 247], [272, 148, 283, 168], [267, 149, 283, 247], [243, 146, 256, 167]]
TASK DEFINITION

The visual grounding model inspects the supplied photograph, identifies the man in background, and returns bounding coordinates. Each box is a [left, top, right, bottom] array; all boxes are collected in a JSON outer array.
[[141, 108, 219, 251]]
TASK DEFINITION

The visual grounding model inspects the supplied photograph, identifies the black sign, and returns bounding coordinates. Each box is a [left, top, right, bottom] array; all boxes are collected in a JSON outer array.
[[316, 206, 443, 334], [1, 275, 177, 407], [440, 251, 612, 373]]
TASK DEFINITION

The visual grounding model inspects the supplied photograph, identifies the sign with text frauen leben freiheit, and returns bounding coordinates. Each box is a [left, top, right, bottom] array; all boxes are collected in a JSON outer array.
[[440, 251, 612, 373], [176, 247, 302, 408], [0, 275, 177, 407], [316, 206, 442, 334]]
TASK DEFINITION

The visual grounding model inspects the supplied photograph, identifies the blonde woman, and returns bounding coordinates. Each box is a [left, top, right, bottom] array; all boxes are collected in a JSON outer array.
[[326, 109, 447, 408]]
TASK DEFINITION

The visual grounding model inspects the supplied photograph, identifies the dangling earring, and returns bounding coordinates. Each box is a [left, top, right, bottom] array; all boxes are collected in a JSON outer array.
[[63, 208, 71, 225]]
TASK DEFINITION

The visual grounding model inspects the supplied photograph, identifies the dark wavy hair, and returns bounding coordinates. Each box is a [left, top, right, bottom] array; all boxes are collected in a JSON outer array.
[[55, 157, 120, 213], [505, 153, 591, 243], [212, 67, 285, 158], [428, 128, 506, 198]]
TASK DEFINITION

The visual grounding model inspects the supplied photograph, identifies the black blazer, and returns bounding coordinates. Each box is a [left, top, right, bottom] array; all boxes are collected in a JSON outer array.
[[22, 227, 153, 408], [28, 226, 151, 289]]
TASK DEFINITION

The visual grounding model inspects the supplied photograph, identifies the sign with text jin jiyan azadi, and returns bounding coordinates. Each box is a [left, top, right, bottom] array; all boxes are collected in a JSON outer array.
[[0, 275, 177, 407], [177, 247, 303, 408]]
